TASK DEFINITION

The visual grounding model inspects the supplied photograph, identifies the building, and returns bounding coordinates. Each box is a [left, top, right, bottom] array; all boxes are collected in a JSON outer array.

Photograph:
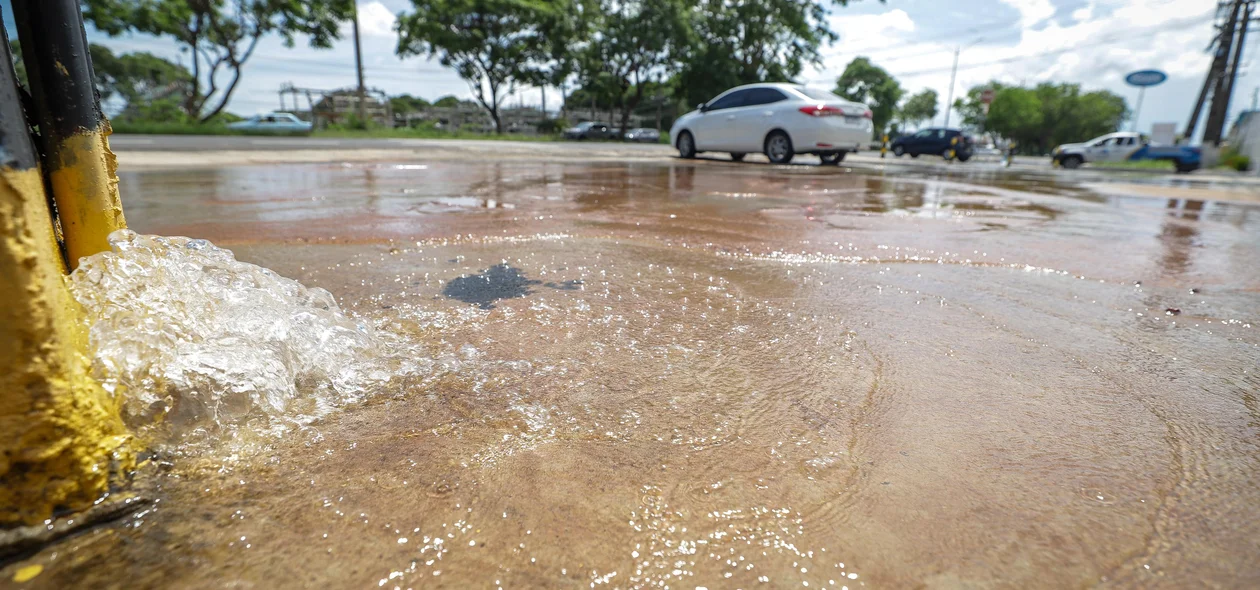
[[311, 88, 393, 128]]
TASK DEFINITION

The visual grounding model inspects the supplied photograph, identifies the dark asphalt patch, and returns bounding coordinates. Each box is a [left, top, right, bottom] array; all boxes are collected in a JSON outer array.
[[443, 264, 541, 309]]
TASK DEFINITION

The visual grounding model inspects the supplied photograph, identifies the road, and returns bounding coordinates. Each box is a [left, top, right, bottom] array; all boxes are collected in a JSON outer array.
[[110, 134, 1260, 201], [20, 148, 1260, 589]]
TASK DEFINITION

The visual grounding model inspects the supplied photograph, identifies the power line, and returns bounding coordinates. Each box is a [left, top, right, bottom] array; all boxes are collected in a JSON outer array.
[[889, 13, 1217, 79]]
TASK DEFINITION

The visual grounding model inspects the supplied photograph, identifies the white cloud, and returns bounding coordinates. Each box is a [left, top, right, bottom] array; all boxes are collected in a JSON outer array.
[[1000, 0, 1057, 26], [804, 0, 1220, 133], [352, 1, 399, 38]]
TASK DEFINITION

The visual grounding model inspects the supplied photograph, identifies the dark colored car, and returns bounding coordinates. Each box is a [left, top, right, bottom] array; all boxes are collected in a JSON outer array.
[[623, 128, 661, 143], [563, 122, 615, 140], [890, 128, 973, 161]]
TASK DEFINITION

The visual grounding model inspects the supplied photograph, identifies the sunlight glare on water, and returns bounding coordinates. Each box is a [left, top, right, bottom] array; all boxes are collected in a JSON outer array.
[[13, 161, 1260, 590]]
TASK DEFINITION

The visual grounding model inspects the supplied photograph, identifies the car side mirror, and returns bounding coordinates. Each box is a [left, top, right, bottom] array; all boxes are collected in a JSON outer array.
[[698, 103, 708, 113]]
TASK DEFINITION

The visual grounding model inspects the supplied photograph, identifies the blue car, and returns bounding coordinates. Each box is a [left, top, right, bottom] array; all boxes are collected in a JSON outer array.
[[227, 112, 313, 135]]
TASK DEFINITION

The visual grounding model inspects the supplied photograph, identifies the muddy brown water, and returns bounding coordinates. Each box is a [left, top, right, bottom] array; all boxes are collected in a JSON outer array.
[[8, 160, 1260, 589]]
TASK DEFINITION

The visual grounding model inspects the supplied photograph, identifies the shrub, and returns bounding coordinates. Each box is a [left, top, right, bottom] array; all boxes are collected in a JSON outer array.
[[1221, 147, 1250, 172]]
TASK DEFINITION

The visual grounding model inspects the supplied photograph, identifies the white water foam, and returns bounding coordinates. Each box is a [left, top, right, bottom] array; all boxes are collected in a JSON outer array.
[[69, 230, 393, 442]]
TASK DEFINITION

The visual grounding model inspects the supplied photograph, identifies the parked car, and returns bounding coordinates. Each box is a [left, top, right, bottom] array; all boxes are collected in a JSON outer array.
[[227, 112, 313, 135], [1051, 131, 1201, 173], [624, 128, 661, 143], [563, 121, 616, 140], [669, 83, 872, 165], [890, 128, 973, 161]]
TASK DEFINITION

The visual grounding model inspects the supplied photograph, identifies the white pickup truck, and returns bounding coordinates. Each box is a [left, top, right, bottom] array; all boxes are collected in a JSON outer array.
[[1051, 131, 1201, 173]]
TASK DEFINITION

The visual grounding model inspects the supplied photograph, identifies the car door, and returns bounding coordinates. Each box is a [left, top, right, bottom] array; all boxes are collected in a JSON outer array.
[[1114, 135, 1141, 161], [1084, 135, 1121, 162], [904, 129, 932, 153], [724, 88, 789, 153], [927, 129, 952, 154], [689, 89, 749, 151]]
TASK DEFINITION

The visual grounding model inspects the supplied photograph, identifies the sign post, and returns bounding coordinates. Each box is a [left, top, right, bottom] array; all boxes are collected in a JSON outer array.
[[1125, 70, 1168, 132]]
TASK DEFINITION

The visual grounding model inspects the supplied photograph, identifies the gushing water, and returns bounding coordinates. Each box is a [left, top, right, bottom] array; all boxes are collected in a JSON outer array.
[[69, 230, 393, 442]]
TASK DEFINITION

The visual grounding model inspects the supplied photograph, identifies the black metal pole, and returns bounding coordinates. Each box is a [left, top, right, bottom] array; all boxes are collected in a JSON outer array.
[[0, 22, 39, 175], [11, 0, 127, 268], [1204, 0, 1244, 145], [12, 0, 105, 141]]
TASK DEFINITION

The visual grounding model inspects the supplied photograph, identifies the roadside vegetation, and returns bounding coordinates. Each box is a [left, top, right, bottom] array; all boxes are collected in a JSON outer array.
[[11, 1, 1128, 148]]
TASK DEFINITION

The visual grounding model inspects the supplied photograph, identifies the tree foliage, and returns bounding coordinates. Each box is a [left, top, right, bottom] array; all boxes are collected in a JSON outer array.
[[677, 0, 857, 107], [898, 88, 937, 130], [955, 81, 1128, 153], [11, 40, 195, 122], [390, 94, 432, 115], [433, 95, 464, 108], [834, 56, 902, 136], [396, 0, 557, 133], [83, 0, 354, 122], [580, 0, 690, 136]]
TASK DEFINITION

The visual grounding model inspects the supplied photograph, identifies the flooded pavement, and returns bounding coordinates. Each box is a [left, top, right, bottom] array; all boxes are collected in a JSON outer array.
[[7, 159, 1260, 589]]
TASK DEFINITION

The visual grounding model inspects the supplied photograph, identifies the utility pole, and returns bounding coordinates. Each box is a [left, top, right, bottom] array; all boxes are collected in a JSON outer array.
[[351, 1, 367, 125], [943, 46, 960, 129], [1201, 0, 1246, 145]]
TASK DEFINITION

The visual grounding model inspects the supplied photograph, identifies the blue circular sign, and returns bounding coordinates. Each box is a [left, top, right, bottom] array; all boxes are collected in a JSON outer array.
[[1125, 70, 1168, 87]]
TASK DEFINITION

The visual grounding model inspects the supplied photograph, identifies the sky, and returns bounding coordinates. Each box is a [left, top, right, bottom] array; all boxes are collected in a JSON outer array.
[[0, 0, 1239, 138]]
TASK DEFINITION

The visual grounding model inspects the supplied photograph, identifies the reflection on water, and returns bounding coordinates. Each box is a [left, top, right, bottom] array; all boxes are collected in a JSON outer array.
[[11, 160, 1260, 589]]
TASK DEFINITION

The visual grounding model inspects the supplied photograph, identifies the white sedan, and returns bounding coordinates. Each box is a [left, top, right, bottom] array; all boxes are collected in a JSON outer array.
[[670, 83, 873, 165]]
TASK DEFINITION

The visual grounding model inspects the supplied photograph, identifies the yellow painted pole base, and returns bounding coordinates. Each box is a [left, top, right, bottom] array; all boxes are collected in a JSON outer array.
[[0, 165, 132, 527], [47, 124, 126, 269]]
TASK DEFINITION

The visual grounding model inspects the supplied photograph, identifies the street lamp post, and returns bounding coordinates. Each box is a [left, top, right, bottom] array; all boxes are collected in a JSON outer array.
[[943, 38, 983, 129], [944, 47, 960, 128]]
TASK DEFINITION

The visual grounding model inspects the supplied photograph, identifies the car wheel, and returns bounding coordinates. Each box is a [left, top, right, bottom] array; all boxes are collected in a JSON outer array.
[[909, 153, 919, 158], [893, 145, 905, 157], [730, 153, 746, 162], [1175, 162, 1198, 174], [820, 151, 845, 165], [1060, 155, 1083, 170], [764, 131, 794, 164], [677, 131, 697, 159], [957, 151, 972, 163]]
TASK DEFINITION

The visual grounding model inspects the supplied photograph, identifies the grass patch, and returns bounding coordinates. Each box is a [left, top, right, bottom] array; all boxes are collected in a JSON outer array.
[[111, 121, 252, 135], [1088, 159, 1176, 171], [313, 127, 563, 142]]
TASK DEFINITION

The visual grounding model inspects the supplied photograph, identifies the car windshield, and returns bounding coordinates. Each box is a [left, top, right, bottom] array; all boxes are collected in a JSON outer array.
[[793, 86, 844, 102]]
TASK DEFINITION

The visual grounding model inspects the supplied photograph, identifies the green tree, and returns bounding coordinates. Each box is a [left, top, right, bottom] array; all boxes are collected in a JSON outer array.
[[954, 82, 1127, 153], [983, 87, 1042, 148], [433, 95, 463, 108], [677, 0, 867, 108], [898, 88, 938, 130], [11, 40, 195, 122], [580, 0, 690, 136], [834, 56, 902, 136], [83, 0, 354, 122], [390, 94, 432, 115], [526, 0, 594, 117], [397, 0, 556, 134]]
